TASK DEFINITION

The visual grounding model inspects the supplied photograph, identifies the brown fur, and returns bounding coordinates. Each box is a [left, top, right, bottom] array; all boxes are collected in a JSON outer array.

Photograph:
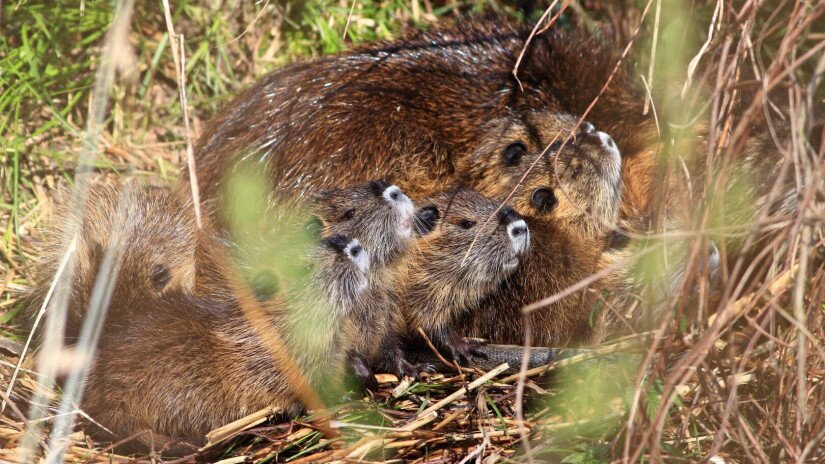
[[312, 180, 435, 384], [458, 118, 624, 346], [181, 16, 655, 219], [28, 177, 199, 339], [459, 111, 623, 239], [83, 235, 364, 449], [397, 188, 530, 362], [32, 178, 427, 449]]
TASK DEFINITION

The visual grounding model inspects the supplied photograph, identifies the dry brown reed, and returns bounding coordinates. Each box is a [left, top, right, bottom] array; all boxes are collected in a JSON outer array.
[[1, 1, 823, 463]]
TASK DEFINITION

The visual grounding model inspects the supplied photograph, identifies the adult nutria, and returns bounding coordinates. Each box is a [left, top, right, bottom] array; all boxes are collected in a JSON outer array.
[[459, 111, 622, 239], [183, 16, 654, 220], [397, 188, 530, 363]]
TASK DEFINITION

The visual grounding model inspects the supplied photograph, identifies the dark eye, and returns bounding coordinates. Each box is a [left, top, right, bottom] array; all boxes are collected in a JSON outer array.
[[150, 264, 170, 292], [458, 219, 477, 229], [502, 142, 526, 166], [341, 209, 355, 220]]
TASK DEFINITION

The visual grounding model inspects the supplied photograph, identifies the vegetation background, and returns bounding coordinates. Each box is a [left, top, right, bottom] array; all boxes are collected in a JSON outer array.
[[1, 0, 823, 462]]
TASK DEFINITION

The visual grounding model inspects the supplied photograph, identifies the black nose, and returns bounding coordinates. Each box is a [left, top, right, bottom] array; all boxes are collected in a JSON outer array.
[[414, 205, 440, 235], [579, 121, 596, 134], [369, 180, 390, 196], [531, 187, 557, 213], [497, 206, 522, 225], [323, 234, 350, 252]]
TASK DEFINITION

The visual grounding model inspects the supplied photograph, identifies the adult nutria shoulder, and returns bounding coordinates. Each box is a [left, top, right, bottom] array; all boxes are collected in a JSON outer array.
[[185, 16, 653, 216]]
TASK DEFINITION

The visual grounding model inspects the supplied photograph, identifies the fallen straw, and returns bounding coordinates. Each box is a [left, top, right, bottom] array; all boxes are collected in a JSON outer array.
[[418, 363, 509, 418], [201, 406, 283, 450]]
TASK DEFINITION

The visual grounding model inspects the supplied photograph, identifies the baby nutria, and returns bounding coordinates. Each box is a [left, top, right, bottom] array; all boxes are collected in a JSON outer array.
[[28, 176, 199, 339], [184, 15, 655, 220], [397, 187, 530, 363], [82, 233, 369, 449], [309, 179, 439, 387]]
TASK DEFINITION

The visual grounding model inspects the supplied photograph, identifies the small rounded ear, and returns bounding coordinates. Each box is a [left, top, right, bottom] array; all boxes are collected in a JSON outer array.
[[303, 215, 325, 239], [151, 264, 171, 292], [251, 269, 279, 302]]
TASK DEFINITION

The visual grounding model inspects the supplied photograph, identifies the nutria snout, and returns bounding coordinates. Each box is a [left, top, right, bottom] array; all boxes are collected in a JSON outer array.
[[414, 205, 440, 235]]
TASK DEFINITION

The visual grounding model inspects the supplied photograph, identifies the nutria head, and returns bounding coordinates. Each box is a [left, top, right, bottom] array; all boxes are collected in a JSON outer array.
[[407, 188, 530, 310], [314, 180, 426, 268], [462, 111, 622, 238], [311, 234, 370, 312], [54, 179, 198, 316]]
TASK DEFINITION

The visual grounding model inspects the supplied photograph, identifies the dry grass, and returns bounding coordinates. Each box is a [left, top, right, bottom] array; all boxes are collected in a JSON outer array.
[[1, 0, 824, 462]]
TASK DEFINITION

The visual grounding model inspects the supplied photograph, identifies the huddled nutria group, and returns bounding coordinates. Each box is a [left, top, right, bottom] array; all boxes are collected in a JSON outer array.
[[28, 12, 815, 453]]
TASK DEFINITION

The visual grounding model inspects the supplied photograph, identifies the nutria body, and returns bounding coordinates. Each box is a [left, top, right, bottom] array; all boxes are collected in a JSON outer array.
[[312, 180, 437, 386], [397, 188, 530, 363], [31, 178, 430, 447], [185, 17, 654, 219], [83, 233, 368, 447], [29, 177, 199, 339]]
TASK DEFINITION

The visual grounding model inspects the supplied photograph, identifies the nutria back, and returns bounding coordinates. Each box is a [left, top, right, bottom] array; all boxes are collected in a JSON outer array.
[[187, 17, 652, 211]]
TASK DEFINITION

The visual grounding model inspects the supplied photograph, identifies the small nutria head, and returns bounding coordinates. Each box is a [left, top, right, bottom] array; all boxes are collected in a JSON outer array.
[[61, 179, 197, 307], [462, 111, 622, 238], [314, 180, 418, 268], [312, 234, 370, 310], [411, 188, 530, 305]]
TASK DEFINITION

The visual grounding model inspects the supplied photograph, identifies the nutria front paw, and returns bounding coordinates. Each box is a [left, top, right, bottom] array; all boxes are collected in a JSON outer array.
[[395, 356, 436, 380], [349, 355, 380, 392], [445, 336, 488, 366]]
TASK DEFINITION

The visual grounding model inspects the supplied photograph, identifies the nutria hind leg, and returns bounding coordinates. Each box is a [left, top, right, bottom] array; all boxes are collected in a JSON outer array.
[[347, 352, 379, 393]]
